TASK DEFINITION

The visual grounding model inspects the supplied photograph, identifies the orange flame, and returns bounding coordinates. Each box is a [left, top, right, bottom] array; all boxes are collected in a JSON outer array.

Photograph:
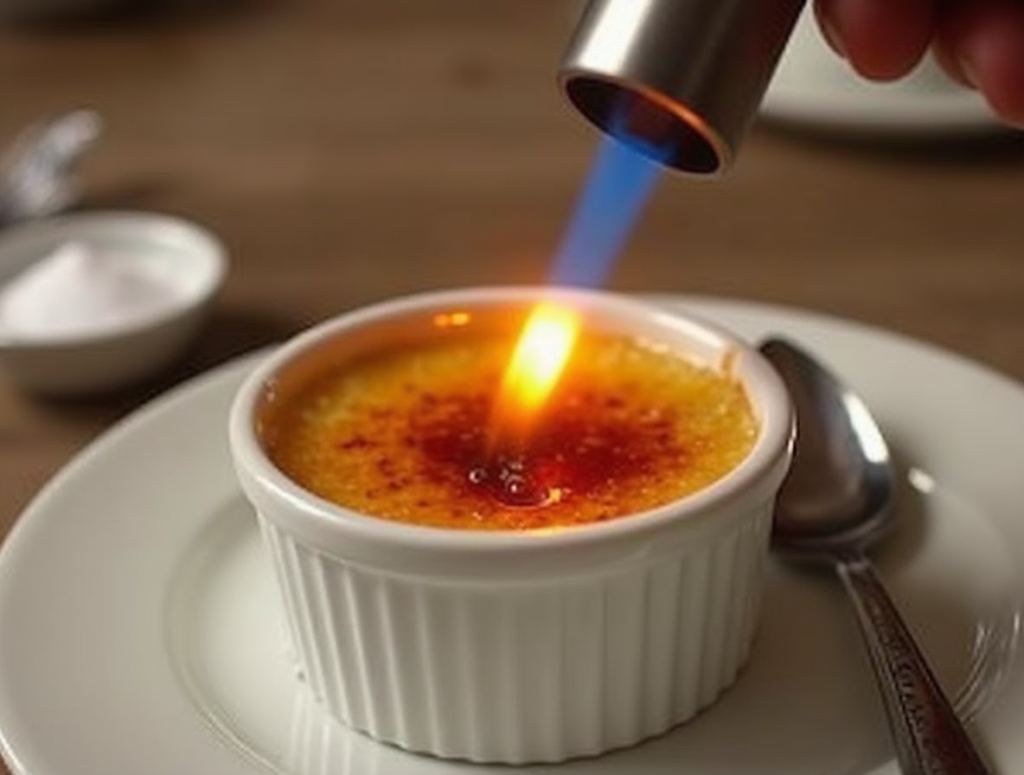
[[491, 303, 581, 451]]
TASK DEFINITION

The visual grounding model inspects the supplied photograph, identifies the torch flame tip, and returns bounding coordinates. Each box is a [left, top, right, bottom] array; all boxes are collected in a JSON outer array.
[[490, 302, 582, 454]]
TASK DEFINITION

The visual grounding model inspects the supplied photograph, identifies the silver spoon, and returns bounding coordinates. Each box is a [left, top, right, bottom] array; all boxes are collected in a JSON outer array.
[[760, 337, 991, 775], [0, 109, 102, 228]]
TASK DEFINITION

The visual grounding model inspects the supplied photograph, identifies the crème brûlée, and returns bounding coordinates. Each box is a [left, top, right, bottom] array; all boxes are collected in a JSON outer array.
[[260, 333, 758, 531]]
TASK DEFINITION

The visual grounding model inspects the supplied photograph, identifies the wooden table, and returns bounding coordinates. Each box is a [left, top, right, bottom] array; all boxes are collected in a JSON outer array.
[[0, 1, 1021, 772]]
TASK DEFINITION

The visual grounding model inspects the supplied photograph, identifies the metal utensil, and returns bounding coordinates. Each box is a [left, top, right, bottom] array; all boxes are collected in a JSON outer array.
[[559, 0, 805, 175], [761, 337, 991, 775], [0, 109, 102, 228]]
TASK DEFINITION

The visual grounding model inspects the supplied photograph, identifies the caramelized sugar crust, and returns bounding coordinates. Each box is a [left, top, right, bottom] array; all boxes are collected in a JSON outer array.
[[262, 334, 757, 531]]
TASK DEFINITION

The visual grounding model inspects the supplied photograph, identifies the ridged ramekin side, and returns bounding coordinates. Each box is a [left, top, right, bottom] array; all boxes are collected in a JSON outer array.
[[257, 501, 772, 765]]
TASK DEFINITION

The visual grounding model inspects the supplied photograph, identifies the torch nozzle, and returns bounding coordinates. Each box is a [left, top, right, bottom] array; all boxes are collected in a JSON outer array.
[[559, 0, 806, 176]]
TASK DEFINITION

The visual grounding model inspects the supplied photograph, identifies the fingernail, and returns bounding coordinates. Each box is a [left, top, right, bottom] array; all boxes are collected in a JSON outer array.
[[820, 16, 847, 59]]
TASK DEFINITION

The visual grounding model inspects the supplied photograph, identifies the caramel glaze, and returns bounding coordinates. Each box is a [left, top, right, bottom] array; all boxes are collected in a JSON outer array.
[[263, 334, 757, 531]]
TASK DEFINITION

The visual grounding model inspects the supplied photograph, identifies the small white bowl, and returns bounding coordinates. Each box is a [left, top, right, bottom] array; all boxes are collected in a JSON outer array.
[[230, 286, 793, 764], [0, 212, 226, 395]]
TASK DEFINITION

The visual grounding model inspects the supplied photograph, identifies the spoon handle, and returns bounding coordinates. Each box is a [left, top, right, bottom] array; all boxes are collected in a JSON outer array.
[[836, 554, 991, 775]]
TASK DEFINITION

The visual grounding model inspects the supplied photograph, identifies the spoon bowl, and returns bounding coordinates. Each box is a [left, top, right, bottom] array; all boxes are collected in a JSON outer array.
[[762, 337, 896, 559], [761, 337, 991, 775], [0, 110, 101, 228]]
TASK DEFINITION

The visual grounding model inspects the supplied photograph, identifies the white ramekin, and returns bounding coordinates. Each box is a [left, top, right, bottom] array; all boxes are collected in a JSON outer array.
[[229, 287, 793, 764]]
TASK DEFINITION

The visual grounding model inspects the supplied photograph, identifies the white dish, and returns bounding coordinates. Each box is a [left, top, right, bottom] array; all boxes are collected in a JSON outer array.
[[0, 296, 1023, 775], [761, 8, 1004, 135], [0, 211, 226, 395]]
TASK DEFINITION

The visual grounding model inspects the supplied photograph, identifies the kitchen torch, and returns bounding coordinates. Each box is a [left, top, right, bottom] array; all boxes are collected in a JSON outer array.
[[559, 0, 806, 176]]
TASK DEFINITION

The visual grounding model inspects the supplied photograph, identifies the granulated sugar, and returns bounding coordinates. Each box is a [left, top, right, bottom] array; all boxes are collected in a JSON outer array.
[[0, 241, 183, 340]]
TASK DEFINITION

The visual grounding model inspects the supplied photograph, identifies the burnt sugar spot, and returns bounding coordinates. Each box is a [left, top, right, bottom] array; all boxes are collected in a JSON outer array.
[[409, 385, 556, 508], [524, 391, 687, 500], [410, 380, 687, 511], [337, 435, 374, 451], [412, 389, 492, 486]]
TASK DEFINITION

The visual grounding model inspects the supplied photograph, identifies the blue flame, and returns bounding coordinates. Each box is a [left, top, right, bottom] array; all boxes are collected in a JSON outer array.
[[548, 123, 669, 288]]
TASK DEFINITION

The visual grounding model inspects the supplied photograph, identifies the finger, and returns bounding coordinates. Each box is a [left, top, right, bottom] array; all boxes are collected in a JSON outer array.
[[815, 0, 936, 79], [935, 0, 1024, 128]]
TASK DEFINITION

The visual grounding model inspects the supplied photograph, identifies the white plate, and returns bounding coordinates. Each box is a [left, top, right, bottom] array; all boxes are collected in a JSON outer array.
[[761, 9, 1004, 135], [0, 296, 1022, 775]]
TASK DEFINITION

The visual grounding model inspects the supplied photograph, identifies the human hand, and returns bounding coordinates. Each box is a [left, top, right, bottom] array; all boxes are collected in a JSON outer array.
[[815, 0, 1024, 127]]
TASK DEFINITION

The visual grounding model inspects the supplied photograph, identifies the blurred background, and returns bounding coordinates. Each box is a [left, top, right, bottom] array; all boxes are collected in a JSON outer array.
[[0, 0, 1023, 525]]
